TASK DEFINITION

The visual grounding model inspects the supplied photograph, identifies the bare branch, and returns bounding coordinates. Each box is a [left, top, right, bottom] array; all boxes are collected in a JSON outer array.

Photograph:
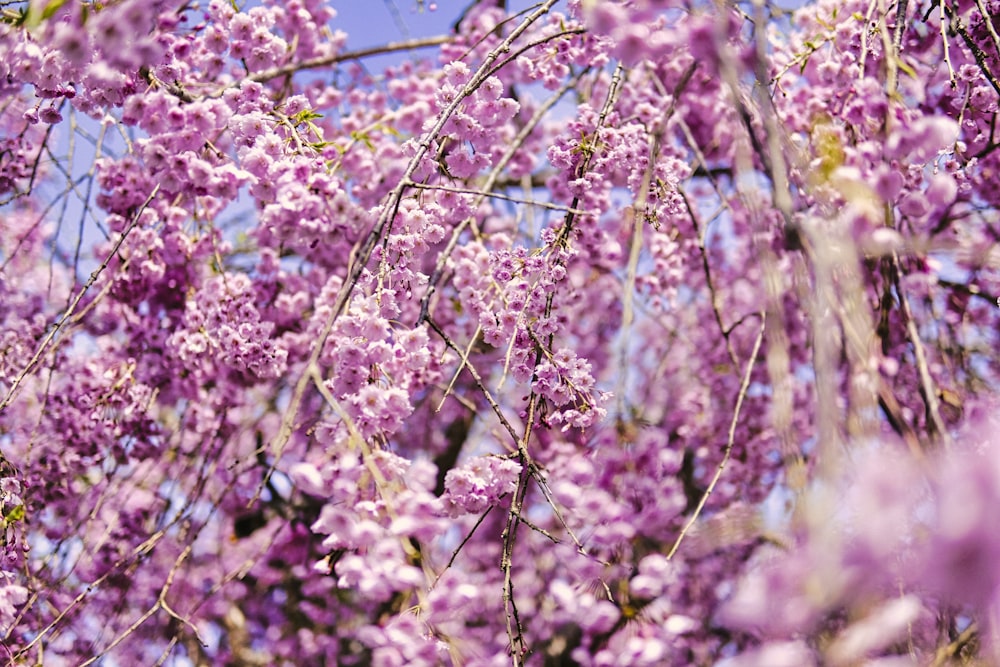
[[244, 36, 453, 86], [0, 184, 160, 416], [258, 1, 561, 500], [668, 313, 765, 560]]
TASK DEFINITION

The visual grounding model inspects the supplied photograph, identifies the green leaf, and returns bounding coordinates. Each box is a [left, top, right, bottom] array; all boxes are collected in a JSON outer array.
[[897, 58, 917, 79], [307, 140, 338, 152], [374, 123, 402, 138], [350, 130, 375, 151], [24, 0, 68, 29], [291, 109, 323, 125], [4, 504, 25, 522]]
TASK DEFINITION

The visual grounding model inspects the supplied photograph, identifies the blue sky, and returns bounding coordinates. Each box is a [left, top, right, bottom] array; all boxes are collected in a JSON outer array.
[[333, 1, 455, 44], [332, 1, 561, 54]]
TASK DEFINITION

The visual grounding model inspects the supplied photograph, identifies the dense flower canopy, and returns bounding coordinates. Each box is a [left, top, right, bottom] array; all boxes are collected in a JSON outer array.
[[1, 0, 1000, 664]]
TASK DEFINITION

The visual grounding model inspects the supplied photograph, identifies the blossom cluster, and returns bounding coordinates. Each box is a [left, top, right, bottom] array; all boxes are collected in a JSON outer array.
[[441, 455, 521, 516], [169, 273, 289, 381], [0, 0, 999, 664]]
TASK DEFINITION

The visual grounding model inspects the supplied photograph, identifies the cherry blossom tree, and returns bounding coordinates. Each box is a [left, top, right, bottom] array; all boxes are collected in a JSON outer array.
[[1, 0, 1000, 664]]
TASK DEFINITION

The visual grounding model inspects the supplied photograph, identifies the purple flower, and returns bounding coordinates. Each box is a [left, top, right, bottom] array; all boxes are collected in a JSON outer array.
[[442, 456, 522, 516]]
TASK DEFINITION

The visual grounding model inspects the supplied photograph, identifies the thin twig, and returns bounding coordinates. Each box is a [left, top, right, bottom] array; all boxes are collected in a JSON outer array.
[[426, 318, 521, 445], [553, 62, 625, 250], [257, 1, 560, 501], [436, 324, 485, 413], [681, 188, 738, 367], [77, 546, 202, 666], [417, 71, 583, 325], [517, 513, 558, 543], [0, 184, 160, 415], [156, 545, 206, 647], [616, 62, 698, 418], [667, 314, 765, 560], [501, 425, 533, 665], [974, 0, 1000, 62], [0, 124, 52, 207], [429, 321, 610, 598], [944, 4, 1000, 97], [432, 505, 493, 586], [938, 0, 956, 86], [892, 255, 952, 447], [484, 28, 587, 82], [246, 36, 453, 85], [407, 181, 590, 214], [11, 524, 167, 658], [894, 0, 910, 52]]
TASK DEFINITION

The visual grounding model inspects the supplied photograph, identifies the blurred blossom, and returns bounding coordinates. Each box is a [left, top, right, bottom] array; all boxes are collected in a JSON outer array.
[[721, 408, 1000, 661]]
